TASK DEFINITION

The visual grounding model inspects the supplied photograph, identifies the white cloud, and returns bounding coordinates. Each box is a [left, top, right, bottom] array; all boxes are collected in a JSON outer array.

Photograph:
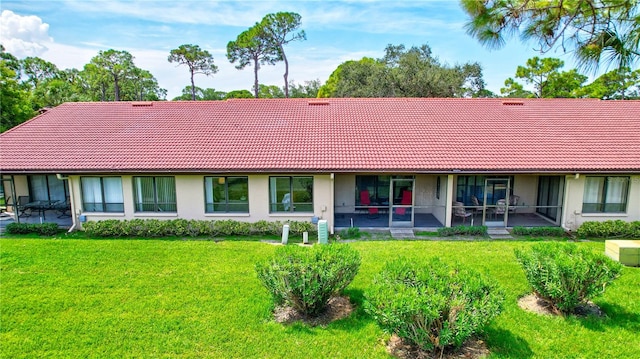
[[0, 10, 53, 57]]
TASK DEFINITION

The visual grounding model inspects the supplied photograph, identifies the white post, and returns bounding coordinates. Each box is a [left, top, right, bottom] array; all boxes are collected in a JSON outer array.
[[281, 224, 289, 244], [303, 231, 309, 244]]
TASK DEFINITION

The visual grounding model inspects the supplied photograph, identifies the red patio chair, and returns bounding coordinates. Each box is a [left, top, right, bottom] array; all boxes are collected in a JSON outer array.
[[360, 190, 378, 217], [395, 190, 412, 215]]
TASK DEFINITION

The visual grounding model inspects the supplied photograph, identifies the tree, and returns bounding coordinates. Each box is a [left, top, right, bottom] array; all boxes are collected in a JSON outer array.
[[289, 79, 321, 98], [126, 67, 166, 101], [224, 89, 254, 99], [81, 62, 111, 101], [173, 86, 226, 101], [20, 57, 60, 91], [461, 0, 639, 71], [1, 56, 35, 132], [318, 57, 390, 98], [501, 78, 534, 98], [508, 57, 587, 98], [260, 12, 306, 98], [578, 67, 640, 99], [515, 57, 565, 98], [227, 25, 281, 98], [318, 44, 488, 98], [168, 44, 218, 101], [258, 84, 285, 98], [89, 49, 136, 101]]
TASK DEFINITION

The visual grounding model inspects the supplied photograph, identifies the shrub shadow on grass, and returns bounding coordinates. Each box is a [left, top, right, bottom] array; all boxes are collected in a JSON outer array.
[[576, 302, 640, 332], [274, 289, 368, 332], [483, 328, 533, 358]]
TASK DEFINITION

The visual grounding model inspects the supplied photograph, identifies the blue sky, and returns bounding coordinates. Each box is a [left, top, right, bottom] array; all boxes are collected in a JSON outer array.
[[1, 0, 586, 99]]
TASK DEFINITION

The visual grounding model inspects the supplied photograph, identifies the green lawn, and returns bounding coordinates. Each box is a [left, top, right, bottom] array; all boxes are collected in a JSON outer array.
[[1, 239, 638, 358]]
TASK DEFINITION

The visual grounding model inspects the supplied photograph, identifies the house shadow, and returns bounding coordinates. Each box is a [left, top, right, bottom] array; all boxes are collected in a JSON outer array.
[[483, 327, 534, 358]]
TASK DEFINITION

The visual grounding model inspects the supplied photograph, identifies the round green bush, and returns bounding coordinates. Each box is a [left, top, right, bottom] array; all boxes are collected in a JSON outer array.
[[255, 243, 361, 317], [515, 242, 623, 314], [364, 257, 503, 352]]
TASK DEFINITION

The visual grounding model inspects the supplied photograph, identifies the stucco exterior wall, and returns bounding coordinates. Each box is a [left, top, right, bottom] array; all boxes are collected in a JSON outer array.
[[70, 173, 334, 233], [334, 175, 356, 213], [562, 174, 640, 231], [512, 175, 538, 214]]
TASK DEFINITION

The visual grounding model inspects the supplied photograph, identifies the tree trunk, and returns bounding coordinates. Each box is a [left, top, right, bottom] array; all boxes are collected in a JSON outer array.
[[281, 45, 289, 98], [114, 74, 120, 101], [190, 68, 196, 101], [253, 57, 260, 98]]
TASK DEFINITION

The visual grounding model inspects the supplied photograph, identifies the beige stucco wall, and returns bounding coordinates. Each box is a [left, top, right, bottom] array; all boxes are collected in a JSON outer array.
[[70, 173, 335, 233], [334, 174, 356, 213], [1, 175, 29, 212], [562, 174, 640, 231], [414, 175, 448, 225], [512, 175, 538, 214]]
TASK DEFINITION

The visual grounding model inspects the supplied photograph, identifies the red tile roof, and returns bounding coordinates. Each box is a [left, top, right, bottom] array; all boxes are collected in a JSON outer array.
[[1, 98, 639, 173]]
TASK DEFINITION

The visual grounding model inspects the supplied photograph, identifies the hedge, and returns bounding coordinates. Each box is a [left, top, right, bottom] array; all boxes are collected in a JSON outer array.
[[82, 219, 317, 238], [575, 220, 640, 238], [512, 226, 566, 237], [5, 222, 60, 236], [437, 225, 487, 237]]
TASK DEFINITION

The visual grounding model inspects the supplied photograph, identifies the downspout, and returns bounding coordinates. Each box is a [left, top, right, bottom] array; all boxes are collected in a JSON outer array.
[[56, 173, 77, 232], [330, 173, 335, 234]]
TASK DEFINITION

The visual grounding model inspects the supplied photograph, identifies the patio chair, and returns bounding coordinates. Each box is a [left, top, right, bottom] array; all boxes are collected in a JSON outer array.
[[453, 201, 472, 224], [492, 199, 507, 219], [470, 195, 483, 215], [509, 195, 520, 213], [395, 190, 412, 215], [360, 190, 378, 218], [54, 196, 72, 218], [17, 196, 32, 217]]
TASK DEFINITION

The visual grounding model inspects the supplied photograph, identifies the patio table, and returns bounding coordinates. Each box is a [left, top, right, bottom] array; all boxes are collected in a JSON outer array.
[[24, 200, 59, 220]]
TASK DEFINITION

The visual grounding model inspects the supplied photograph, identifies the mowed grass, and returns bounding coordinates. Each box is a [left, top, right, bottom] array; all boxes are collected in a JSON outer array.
[[1, 239, 638, 358]]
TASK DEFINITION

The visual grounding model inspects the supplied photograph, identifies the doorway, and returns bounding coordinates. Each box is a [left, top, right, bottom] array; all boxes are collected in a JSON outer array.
[[390, 178, 414, 227], [482, 177, 510, 227]]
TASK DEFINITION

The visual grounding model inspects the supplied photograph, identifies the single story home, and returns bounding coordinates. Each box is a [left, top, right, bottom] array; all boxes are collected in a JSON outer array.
[[1, 98, 639, 233]]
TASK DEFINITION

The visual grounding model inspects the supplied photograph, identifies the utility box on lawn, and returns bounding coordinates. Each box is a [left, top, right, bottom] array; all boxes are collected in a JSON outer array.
[[605, 240, 640, 267], [317, 220, 328, 244]]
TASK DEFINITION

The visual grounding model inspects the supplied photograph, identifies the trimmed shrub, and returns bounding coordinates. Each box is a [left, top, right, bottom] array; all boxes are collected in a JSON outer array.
[[256, 243, 361, 317], [340, 227, 361, 239], [5, 222, 60, 236], [437, 225, 487, 237], [576, 220, 640, 238], [288, 220, 317, 235], [515, 242, 623, 314], [213, 219, 251, 236], [512, 226, 566, 237], [365, 258, 503, 352], [83, 219, 317, 238]]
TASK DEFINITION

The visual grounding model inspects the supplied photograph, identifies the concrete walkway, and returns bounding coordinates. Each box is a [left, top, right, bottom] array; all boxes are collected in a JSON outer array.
[[487, 228, 513, 239]]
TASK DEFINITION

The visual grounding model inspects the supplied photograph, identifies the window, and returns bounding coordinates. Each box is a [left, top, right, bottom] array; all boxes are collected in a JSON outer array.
[[582, 176, 629, 213], [133, 176, 176, 212], [81, 177, 124, 212], [28, 175, 69, 202], [269, 176, 313, 212], [537, 176, 563, 220], [355, 176, 390, 205], [455, 175, 514, 206], [204, 176, 249, 213]]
